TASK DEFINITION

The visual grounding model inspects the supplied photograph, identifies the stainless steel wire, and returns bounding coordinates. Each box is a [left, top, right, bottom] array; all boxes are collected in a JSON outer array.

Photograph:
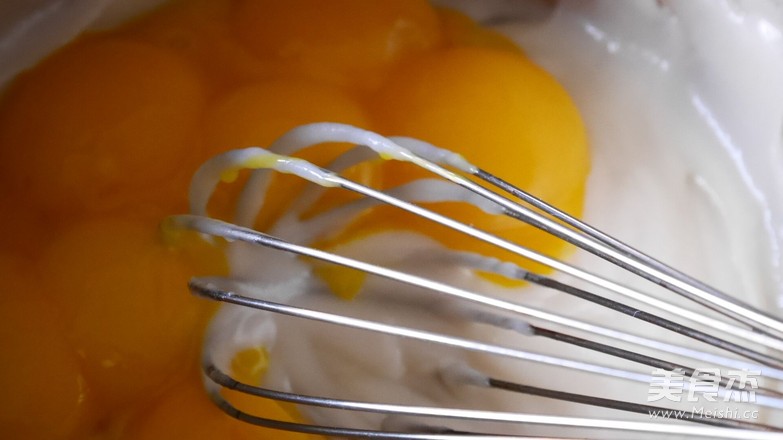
[[170, 123, 783, 439]]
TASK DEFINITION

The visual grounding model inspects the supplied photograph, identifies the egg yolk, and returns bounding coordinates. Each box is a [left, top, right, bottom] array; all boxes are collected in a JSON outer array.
[[122, 365, 316, 440], [0, 1, 589, 439], [117, 0, 269, 90], [38, 219, 212, 413], [320, 46, 588, 275], [0, 255, 91, 440], [437, 6, 524, 54], [232, 0, 442, 90], [0, 38, 207, 219]]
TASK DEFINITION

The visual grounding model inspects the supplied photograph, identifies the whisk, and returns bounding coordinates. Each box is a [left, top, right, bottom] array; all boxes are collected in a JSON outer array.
[[166, 122, 783, 439]]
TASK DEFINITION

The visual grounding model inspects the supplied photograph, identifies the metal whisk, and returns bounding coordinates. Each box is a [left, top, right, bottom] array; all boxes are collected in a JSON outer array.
[[166, 123, 783, 439]]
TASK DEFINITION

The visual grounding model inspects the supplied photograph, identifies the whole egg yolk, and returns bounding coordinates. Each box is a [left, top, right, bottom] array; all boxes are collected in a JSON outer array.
[[0, 38, 207, 219], [38, 219, 211, 412], [0, 1, 589, 439]]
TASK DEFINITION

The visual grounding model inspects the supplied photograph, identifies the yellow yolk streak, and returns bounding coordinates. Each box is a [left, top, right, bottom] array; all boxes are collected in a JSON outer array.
[[0, 1, 589, 439]]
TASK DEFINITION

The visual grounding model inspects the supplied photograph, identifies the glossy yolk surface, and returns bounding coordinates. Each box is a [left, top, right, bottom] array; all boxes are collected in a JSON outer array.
[[0, 1, 588, 438]]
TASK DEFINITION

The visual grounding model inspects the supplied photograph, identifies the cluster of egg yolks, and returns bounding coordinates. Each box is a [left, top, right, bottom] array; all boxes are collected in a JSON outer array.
[[0, 0, 588, 439]]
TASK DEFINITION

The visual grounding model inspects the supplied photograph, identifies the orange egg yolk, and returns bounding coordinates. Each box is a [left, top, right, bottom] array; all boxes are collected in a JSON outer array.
[[0, 1, 588, 439]]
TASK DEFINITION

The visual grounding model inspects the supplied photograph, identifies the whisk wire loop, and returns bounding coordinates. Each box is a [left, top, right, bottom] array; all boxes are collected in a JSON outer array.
[[200, 355, 783, 438]]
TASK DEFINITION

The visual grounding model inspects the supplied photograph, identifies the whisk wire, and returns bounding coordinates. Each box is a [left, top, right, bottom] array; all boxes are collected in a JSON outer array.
[[177, 216, 783, 437], [178, 123, 783, 439], [473, 168, 782, 338], [200, 357, 783, 439], [216, 123, 783, 352], [174, 214, 783, 378]]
